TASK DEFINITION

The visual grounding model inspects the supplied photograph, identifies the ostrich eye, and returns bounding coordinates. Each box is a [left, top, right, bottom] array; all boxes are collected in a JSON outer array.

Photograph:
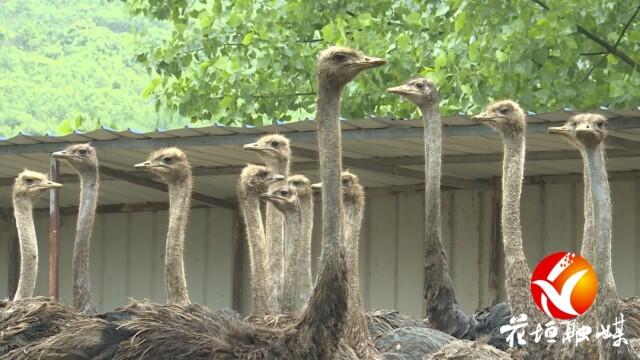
[[270, 141, 280, 149], [24, 178, 35, 185], [162, 157, 174, 165], [77, 148, 88, 156], [342, 178, 350, 186], [258, 171, 268, 179], [292, 181, 301, 186], [570, 121, 577, 127], [498, 107, 510, 115], [596, 121, 604, 128], [332, 53, 347, 62], [415, 82, 425, 89], [279, 190, 290, 197]]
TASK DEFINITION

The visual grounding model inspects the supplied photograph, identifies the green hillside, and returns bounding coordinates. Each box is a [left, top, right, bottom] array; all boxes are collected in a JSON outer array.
[[0, 0, 188, 138]]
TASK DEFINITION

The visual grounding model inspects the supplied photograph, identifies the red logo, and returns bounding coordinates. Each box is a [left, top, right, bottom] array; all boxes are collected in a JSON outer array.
[[530, 252, 597, 320]]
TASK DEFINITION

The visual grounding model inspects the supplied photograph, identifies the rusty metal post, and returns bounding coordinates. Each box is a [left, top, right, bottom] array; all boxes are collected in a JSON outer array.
[[49, 157, 60, 299], [231, 208, 244, 313]]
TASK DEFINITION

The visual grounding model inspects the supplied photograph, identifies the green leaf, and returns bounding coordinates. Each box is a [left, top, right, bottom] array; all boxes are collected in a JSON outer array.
[[242, 32, 254, 45], [495, 50, 508, 62]]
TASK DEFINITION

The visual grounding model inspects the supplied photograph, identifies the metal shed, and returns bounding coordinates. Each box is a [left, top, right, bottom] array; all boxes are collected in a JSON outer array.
[[0, 108, 639, 318]]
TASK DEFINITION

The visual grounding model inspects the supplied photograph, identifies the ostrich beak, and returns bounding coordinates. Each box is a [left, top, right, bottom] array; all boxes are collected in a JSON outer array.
[[45, 181, 63, 189], [386, 85, 409, 95], [310, 183, 322, 191], [133, 161, 151, 169], [470, 112, 489, 122], [51, 150, 72, 159], [548, 125, 571, 134], [259, 190, 275, 199], [355, 56, 387, 70], [243, 142, 268, 151]]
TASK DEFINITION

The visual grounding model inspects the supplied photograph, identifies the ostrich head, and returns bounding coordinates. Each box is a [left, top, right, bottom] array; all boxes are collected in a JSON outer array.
[[317, 46, 386, 88], [386, 77, 438, 108], [52, 143, 98, 173], [13, 170, 63, 201], [310, 171, 363, 197], [573, 114, 608, 147], [133, 147, 191, 184], [260, 186, 300, 213], [471, 100, 526, 134], [238, 164, 285, 196], [287, 174, 312, 198], [243, 134, 291, 164]]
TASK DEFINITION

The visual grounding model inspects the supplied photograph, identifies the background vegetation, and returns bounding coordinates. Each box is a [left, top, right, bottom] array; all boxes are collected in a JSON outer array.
[[1, 0, 638, 137]]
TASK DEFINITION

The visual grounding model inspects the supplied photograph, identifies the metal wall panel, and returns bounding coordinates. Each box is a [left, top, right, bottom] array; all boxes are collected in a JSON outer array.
[[1, 179, 638, 320]]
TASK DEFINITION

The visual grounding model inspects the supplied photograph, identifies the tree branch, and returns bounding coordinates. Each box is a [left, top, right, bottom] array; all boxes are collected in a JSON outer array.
[[577, 25, 637, 69], [531, 0, 550, 10], [580, 54, 607, 83], [614, 4, 640, 48]]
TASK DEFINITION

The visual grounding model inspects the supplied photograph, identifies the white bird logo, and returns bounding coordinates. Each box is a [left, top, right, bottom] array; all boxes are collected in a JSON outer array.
[[531, 252, 588, 317]]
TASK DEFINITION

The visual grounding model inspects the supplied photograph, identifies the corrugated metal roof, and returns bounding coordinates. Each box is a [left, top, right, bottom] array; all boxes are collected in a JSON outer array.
[[0, 109, 638, 209]]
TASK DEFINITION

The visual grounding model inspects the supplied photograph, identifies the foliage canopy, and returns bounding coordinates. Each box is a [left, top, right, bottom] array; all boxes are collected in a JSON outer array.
[[125, 0, 639, 125]]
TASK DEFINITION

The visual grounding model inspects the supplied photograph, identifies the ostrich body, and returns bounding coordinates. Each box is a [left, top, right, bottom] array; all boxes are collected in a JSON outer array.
[[52, 144, 99, 315], [0, 171, 81, 356], [12, 171, 62, 300], [5, 46, 386, 360], [134, 148, 192, 305], [386, 79, 511, 348], [244, 134, 291, 313], [287, 175, 314, 307], [260, 186, 302, 314], [423, 339, 512, 360], [550, 115, 636, 359], [472, 100, 549, 357], [238, 165, 285, 317]]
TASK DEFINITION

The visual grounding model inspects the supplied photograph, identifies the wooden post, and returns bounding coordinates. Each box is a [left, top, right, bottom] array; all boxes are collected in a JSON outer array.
[[231, 208, 244, 313], [2, 210, 19, 298], [49, 157, 60, 299]]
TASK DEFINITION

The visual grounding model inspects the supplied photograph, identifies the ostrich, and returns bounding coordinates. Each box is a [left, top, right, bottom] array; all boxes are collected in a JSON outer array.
[[12, 171, 63, 300], [0, 171, 82, 356], [549, 115, 636, 359], [311, 171, 382, 359], [260, 186, 302, 314], [286, 174, 314, 307], [51, 143, 99, 315], [243, 134, 291, 313], [237, 164, 285, 317], [5, 46, 386, 360], [133, 147, 193, 306], [471, 100, 549, 357], [385, 79, 511, 348], [423, 339, 513, 360]]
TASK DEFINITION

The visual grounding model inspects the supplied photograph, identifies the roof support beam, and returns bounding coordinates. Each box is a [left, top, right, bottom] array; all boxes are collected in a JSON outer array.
[[605, 136, 640, 152], [291, 146, 494, 191], [0, 117, 638, 155], [101, 166, 236, 209]]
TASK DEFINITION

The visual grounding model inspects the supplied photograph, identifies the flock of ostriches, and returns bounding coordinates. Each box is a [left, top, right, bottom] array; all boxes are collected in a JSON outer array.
[[1, 46, 639, 360]]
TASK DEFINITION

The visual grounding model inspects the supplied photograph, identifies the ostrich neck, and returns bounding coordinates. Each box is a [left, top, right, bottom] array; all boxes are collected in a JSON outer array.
[[165, 178, 191, 305], [579, 147, 595, 265], [344, 194, 381, 360], [584, 144, 623, 359], [281, 208, 302, 313], [583, 146, 613, 279], [74, 170, 98, 314], [239, 194, 269, 316], [501, 131, 539, 322], [13, 197, 37, 300], [420, 102, 463, 332], [265, 160, 288, 313], [293, 83, 347, 358], [298, 196, 314, 306]]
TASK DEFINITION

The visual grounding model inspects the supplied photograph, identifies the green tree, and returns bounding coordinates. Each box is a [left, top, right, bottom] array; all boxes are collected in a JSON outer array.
[[124, 0, 640, 125]]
